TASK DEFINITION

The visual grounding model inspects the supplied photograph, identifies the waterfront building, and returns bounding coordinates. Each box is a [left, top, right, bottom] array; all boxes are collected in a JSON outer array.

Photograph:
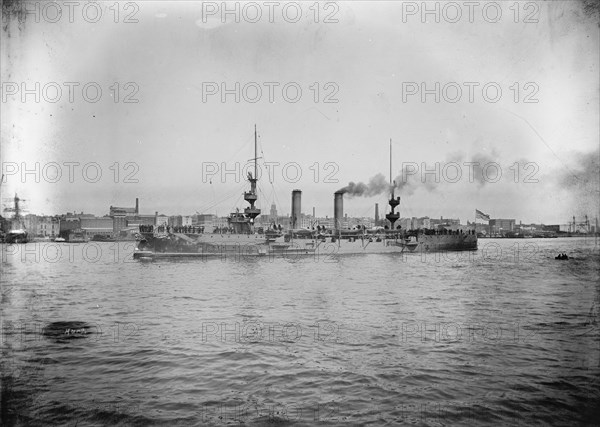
[[80, 217, 114, 238], [109, 198, 139, 216], [127, 215, 156, 227], [156, 214, 169, 227], [168, 215, 183, 227], [112, 213, 127, 234], [489, 219, 516, 235], [193, 214, 216, 230], [39, 216, 60, 237]]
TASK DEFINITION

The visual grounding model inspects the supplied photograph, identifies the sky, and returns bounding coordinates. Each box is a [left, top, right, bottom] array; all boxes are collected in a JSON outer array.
[[1, 0, 598, 224]]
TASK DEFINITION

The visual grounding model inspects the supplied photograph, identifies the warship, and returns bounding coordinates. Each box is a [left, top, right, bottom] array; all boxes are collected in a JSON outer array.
[[133, 128, 477, 260]]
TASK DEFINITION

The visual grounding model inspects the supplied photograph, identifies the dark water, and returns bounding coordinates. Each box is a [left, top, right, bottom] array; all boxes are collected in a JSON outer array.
[[1, 237, 599, 426]]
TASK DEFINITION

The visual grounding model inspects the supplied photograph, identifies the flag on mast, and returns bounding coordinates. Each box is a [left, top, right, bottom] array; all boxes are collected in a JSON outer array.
[[476, 209, 490, 221]]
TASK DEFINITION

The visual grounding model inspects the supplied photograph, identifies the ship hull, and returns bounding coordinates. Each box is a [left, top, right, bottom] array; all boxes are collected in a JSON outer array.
[[404, 234, 478, 252], [133, 232, 477, 260]]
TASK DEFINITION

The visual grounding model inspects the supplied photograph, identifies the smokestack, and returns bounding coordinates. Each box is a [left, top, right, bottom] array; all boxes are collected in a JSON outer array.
[[312, 207, 315, 218], [155, 211, 158, 226], [334, 191, 344, 230], [375, 203, 379, 225], [291, 190, 302, 229], [135, 198, 139, 215]]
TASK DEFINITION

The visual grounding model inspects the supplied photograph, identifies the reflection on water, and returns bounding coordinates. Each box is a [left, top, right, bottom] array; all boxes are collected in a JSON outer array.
[[1, 238, 599, 425]]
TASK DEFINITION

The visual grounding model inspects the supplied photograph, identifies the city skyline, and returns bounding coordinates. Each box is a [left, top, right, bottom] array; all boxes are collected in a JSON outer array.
[[3, 193, 595, 229]]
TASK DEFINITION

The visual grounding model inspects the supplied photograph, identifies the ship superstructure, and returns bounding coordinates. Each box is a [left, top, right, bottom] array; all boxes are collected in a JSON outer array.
[[385, 139, 401, 231], [229, 125, 261, 234]]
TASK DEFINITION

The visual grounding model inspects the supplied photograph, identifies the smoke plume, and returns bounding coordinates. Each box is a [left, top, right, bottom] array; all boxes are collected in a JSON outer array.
[[338, 166, 419, 198], [557, 148, 600, 214], [337, 173, 389, 197], [336, 150, 544, 198]]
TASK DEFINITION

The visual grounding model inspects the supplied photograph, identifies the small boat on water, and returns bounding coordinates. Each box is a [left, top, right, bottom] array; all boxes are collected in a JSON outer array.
[[555, 253, 569, 260], [67, 230, 88, 243], [54, 237, 66, 242], [4, 229, 29, 244], [90, 234, 116, 242]]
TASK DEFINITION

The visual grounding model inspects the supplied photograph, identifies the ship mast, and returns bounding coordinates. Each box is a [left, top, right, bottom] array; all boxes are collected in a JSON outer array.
[[390, 140, 392, 188], [385, 139, 400, 230], [14, 193, 21, 220], [243, 125, 261, 225]]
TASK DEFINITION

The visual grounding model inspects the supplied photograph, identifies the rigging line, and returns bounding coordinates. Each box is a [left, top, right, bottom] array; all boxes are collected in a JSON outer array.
[[255, 174, 267, 206], [258, 132, 285, 211], [255, 131, 281, 212], [263, 158, 283, 212], [256, 130, 288, 220], [256, 132, 273, 185], [268, 177, 278, 203], [229, 191, 246, 214], [256, 179, 276, 206], [358, 204, 374, 218], [259, 184, 281, 213], [224, 131, 255, 166], [220, 183, 248, 211], [197, 182, 247, 213], [502, 108, 581, 181], [197, 184, 243, 212], [259, 181, 282, 220], [270, 178, 279, 208], [257, 186, 270, 211], [196, 130, 255, 212], [211, 179, 216, 215], [231, 191, 244, 209], [269, 187, 279, 213], [209, 132, 255, 183], [260, 184, 273, 207]]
